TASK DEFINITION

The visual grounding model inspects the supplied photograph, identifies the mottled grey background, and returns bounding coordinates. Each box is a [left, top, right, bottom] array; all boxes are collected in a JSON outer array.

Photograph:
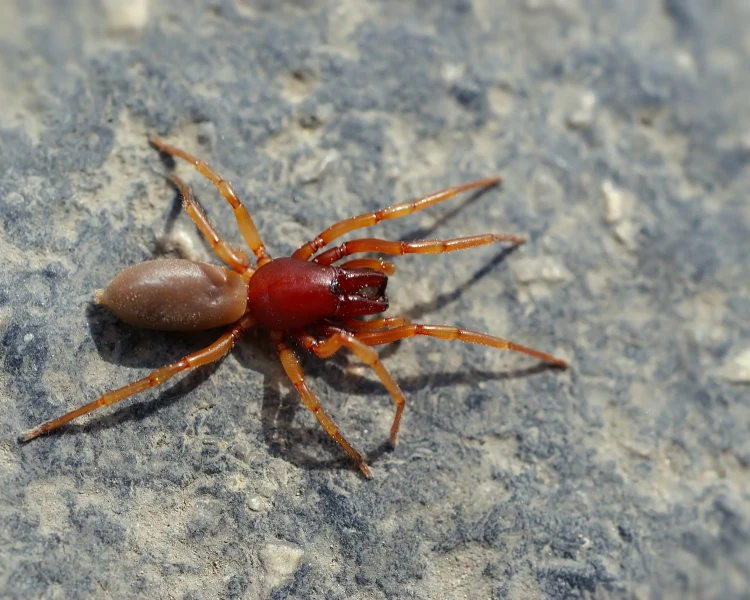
[[1, 1, 749, 599]]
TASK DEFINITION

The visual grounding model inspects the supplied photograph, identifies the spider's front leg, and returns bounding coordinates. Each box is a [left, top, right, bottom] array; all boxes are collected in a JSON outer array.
[[312, 233, 525, 266], [337, 316, 411, 332], [293, 177, 502, 260], [295, 327, 407, 446], [354, 323, 567, 368]]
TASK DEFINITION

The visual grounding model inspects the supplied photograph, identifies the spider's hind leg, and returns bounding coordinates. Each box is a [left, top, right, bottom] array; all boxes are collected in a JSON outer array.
[[19, 316, 256, 442]]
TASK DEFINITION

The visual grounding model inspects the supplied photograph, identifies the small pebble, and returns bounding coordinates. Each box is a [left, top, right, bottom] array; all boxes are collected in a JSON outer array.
[[102, 0, 149, 33], [566, 90, 597, 130], [717, 348, 750, 383], [260, 543, 303, 588]]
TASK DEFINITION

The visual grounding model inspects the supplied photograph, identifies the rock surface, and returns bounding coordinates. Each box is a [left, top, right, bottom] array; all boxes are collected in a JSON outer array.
[[1, 1, 749, 598]]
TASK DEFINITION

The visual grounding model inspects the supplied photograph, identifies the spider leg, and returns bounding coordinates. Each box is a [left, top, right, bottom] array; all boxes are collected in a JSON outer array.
[[294, 327, 407, 446], [270, 330, 373, 478], [19, 316, 256, 442], [166, 173, 251, 274], [313, 233, 525, 266], [338, 316, 411, 332], [353, 323, 568, 368], [293, 177, 501, 260], [339, 258, 396, 275], [150, 137, 271, 266]]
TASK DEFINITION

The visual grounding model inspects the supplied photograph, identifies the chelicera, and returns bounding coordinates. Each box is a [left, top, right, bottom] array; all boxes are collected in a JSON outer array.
[[20, 137, 567, 478]]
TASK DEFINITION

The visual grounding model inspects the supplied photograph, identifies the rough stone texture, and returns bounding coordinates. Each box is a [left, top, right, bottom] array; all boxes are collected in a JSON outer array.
[[1, 1, 749, 599]]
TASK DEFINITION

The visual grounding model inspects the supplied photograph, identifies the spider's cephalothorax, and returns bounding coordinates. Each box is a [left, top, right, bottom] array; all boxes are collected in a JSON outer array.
[[19, 137, 567, 479], [247, 257, 389, 330]]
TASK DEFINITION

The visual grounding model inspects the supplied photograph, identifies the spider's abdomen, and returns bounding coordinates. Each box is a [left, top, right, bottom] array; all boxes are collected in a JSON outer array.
[[247, 257, 388, 330], [97, 259, 248, 331]]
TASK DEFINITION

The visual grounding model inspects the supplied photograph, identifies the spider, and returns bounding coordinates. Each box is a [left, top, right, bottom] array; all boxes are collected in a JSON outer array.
[[19, 137, 567, 478]]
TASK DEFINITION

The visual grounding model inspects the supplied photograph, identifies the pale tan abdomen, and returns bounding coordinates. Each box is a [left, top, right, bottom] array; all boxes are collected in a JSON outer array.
[[96, 259, 247, 331]]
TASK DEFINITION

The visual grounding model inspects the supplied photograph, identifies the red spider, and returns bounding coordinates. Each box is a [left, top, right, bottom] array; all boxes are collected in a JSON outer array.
[[19, 137, 567, 478]]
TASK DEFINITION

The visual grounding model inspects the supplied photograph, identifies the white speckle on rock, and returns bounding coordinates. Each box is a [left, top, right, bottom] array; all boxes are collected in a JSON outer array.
[[440, 62, 466, 87], [524, 0, 581, 16], [512, 256, 571, 285], [600, 180, 637, 248], [102, 0, 149, 33], [23, 333, 33, 343], [512, 257, 571, 302], [155, 229, 201, 260], [612, 220, 638, 249], [601, 180, 626, 224], [6, 192, 24, 206], [717, 348, 750, 383], [675, 50, 697, 74], [0, 306, 11, 337], [247, 496, 271, 512], [297, 149, 341, 184], [566, 90, 597, 130], [260, 543, 304, 589]]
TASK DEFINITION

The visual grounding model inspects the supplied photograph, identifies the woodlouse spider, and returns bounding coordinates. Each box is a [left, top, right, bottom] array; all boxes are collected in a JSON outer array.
[[19, 137, 567, 478]]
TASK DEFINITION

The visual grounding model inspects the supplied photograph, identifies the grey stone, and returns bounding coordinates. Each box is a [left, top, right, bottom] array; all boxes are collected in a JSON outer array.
[[1, 1, 748, 598]]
